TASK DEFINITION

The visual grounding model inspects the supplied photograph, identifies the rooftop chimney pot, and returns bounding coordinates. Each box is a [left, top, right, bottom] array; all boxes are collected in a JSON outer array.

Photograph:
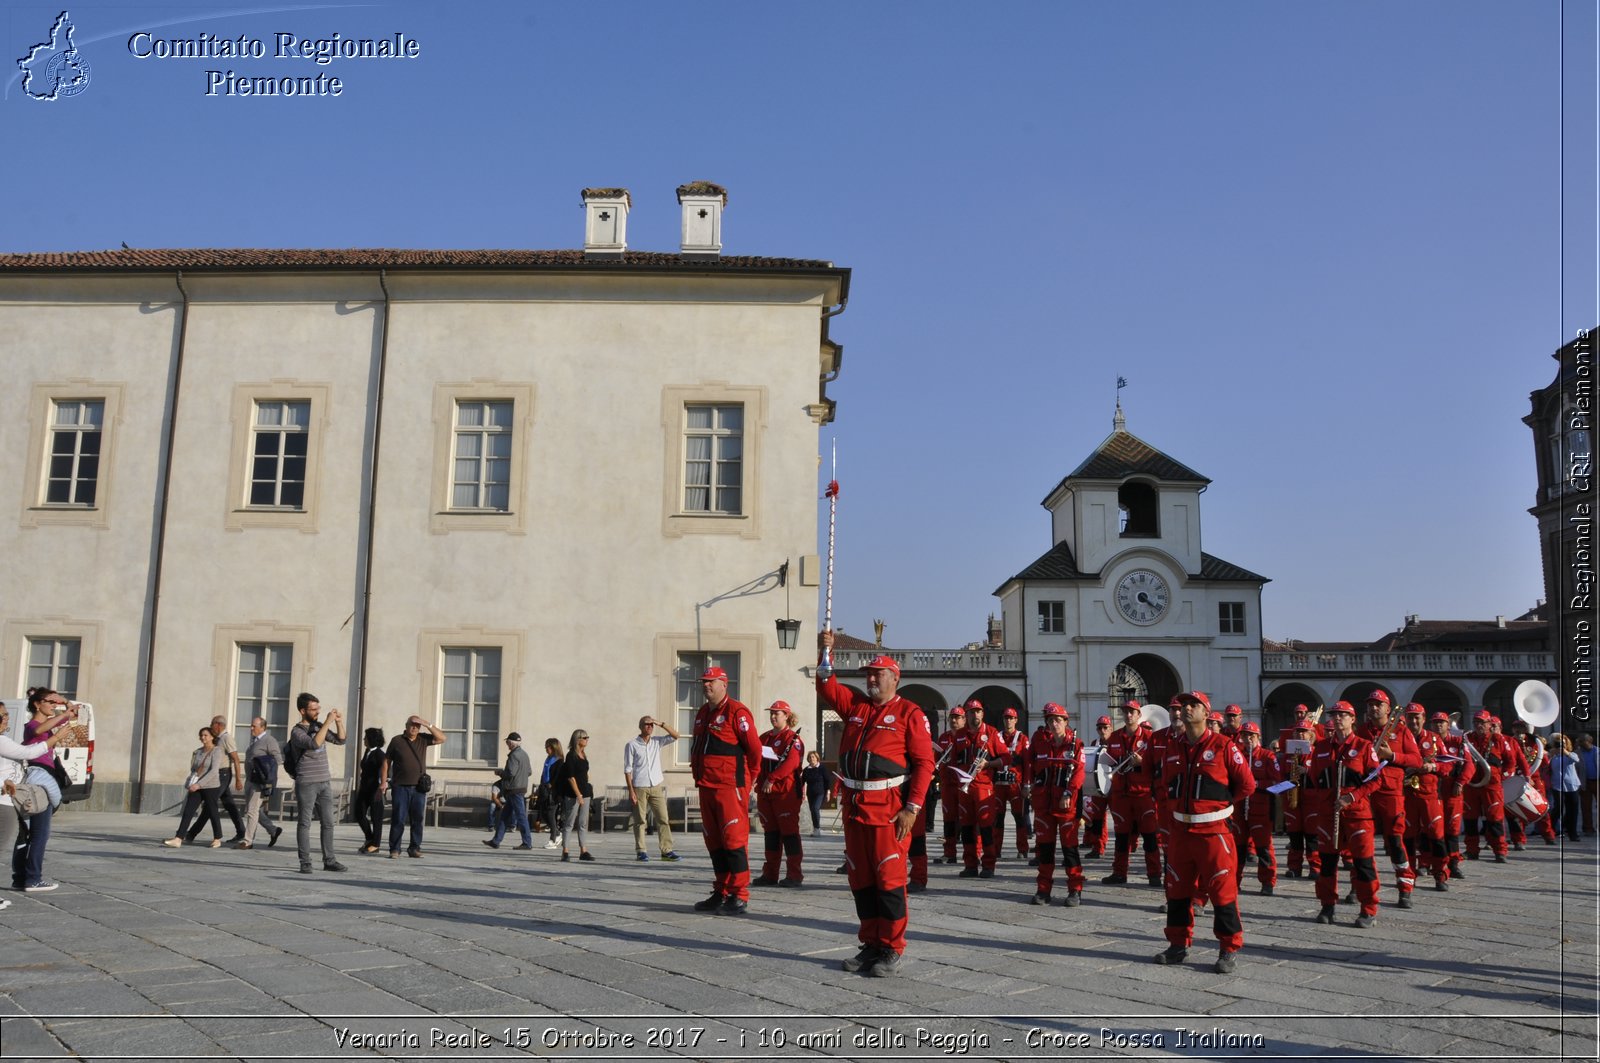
[[676, 181, 727, 257], [582, 188, 630, 256]]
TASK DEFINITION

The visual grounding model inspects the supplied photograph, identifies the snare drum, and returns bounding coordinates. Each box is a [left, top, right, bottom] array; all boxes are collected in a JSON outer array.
[[1502, 776, 1549, 826]]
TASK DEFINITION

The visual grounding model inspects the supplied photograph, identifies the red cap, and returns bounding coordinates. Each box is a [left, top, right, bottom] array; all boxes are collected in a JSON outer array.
[[1293, 703, 1310, 715], [1430, 712, 1451, 723], [1327, 701, 1356, 716], [949, 705, 967, 717], [1207, 711, 1224, 723], [701, 666, 729, 682], [768, 700, 792, 714], [1003, 707, 1019, 718], [1474, 710, 1493, 722], [1120, 699, 1142, 712], [1044, 703, 1069, 719], [1241, 721, 1261, 735], [1403, 703, 1425, 716], [1096, 715, 1112, 727], [1366, 689, 1390, 704], [862, 655, 900, 676], [964, 698, 984, 712], [1168, 695, 1184, 708], [1176, 691, 1212, 710], [1224, 704, 1243, 716]]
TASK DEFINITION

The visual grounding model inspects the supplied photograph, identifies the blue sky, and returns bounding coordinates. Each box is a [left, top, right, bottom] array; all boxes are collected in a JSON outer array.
[[3, 1, 1593, 648]]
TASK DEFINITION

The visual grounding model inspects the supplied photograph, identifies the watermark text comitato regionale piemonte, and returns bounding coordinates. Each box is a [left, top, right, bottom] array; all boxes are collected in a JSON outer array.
[[127, 29, 421, 97]]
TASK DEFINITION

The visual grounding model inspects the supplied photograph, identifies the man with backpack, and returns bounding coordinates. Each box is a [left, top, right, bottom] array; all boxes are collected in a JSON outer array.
[[237, 716, 283, 849], [285, 693, 346, 874]]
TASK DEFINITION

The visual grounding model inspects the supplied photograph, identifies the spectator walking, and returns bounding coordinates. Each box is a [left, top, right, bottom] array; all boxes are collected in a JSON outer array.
[[486, 733, 534, 850], [165, 726, 225, 848], [353, 728, 386, 854], [1548, 733, 1584, 842], [802, 750, 829, 837], [382, 715, 443, 858], [561, 729, 595, 863], [538, 738, 564, 848], [624, 715, 679, 862], [237, 716, 283, 849], [287, 693, 347, 874], [207, 714, 248, 843]]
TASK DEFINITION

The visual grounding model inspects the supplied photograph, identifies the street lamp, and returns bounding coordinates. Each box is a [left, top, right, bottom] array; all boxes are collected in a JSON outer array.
[[775, 560, 800, 650]]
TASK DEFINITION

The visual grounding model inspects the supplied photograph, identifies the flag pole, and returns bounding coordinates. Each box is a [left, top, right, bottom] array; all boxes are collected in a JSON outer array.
[[819, 440, 838, 679]]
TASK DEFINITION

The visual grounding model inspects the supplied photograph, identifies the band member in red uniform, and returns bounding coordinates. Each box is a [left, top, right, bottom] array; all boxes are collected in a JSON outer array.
[[994, 708, 1032, 859], [1278, 717, 1320, 879], [753, 700, 806, 887], [1154, 691, 1254, 973], [1292, 703, 1326, 741], [1305, 702, 1385, 927], [1400, 704, 1450, 891], [689, 666, 763, 914], [1220, 705, 1244, 742], [1081, 715, 1114, 859], [1028, 703, 1085, 906], [1233, 723, 1280, 895], [1430, 712, 1473, 878], [817, 634, 934, 978], [1103, 701, 1160, 887], [1144, 696, 1188, 914], [1507, 720, 1556, 847], [1355, 689, 1421, 909], [1464, 710, 1512, 862], [951, 700, 1007, 878], [933, 704, 969, 864]]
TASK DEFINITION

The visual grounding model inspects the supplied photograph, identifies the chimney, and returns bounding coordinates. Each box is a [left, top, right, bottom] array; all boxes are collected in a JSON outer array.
[[1404, 614, 1418, 628], [1496, 615, 1506, 628], [581, 188, 630, 256], [676, 181, 727, 257]]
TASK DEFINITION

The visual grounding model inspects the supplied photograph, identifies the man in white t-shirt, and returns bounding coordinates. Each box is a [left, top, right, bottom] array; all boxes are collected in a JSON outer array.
[[624, 715, 680, 862]]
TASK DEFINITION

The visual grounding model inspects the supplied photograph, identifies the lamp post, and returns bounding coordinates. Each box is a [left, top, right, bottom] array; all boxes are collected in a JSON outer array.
[[776, 560, 800, 650]]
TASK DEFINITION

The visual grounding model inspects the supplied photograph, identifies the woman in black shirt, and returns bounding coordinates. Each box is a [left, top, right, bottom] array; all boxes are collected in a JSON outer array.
[[354, 728, 385, 854], [560, 728, 594, 862]]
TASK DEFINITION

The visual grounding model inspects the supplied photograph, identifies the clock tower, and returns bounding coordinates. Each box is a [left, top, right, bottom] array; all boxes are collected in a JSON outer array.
[[993, 402, 1269, 733]]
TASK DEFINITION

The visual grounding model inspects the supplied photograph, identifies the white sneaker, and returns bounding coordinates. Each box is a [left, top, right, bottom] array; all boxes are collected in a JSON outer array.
[[0, 897, 11, 911], [544, 840, 560, 849], [24, 881, 59, 893]]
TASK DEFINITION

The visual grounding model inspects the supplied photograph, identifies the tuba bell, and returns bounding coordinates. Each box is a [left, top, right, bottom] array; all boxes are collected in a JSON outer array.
[[1513, 680, 1560, 729]]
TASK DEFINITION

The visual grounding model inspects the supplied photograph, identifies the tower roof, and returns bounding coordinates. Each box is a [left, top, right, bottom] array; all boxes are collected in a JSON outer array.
[[1041, 427, 1210, 506]]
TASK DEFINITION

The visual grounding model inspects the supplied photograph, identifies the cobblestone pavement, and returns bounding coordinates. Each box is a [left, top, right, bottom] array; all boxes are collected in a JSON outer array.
[[0, 812, 1595, 1061]]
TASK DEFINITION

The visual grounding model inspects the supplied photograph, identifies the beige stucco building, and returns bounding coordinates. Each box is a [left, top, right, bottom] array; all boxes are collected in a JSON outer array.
[[1, 199, 848, 811]]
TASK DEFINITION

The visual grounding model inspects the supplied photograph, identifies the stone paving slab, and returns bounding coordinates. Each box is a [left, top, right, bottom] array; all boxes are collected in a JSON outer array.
[[0, 812, 1595, 1062]]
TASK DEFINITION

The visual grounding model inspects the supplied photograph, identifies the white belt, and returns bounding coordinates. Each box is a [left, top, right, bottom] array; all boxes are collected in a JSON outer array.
[[1173, 805, 1234, 824], [840, 775, 907, 791]]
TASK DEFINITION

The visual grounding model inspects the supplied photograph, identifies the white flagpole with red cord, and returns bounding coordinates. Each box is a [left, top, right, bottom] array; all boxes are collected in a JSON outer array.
[[818, 439, 838, 679]]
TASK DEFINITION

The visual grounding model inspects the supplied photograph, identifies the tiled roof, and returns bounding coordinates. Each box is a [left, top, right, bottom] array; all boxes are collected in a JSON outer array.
[[1001, 541, 1086, 587], [0, 248, 839, 272], [828, 630, 880, 651], [1370, 621, 1548, 652], [1061, 430, 1210, 486], [1197, 553, 1269, 583]]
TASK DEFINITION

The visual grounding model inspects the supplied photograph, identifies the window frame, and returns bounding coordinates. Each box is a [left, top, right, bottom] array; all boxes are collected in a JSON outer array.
[[416, 627, 523, 765], [1036, 600, 1066, 635], [660, 384, 766, 539], [1219, 601, 1247, 636], [210, 622, 313, 751], [449, 400, 515, 512], [652, 629, 763, 771], [248, 399, 312, 509], [232, 641, 296, 749], [429, 384, 535, 534], [24, 636, 83, 699], [437, 645, 504, 765], [225, 383, 331, 532], [22, 383, 125, 529]]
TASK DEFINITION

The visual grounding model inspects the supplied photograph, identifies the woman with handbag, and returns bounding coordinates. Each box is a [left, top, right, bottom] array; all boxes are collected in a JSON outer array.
[[1, 698, 76, 901], [164, 726, 225, 847], [13, 689, 80, 892], [560, 729, 595, 862]]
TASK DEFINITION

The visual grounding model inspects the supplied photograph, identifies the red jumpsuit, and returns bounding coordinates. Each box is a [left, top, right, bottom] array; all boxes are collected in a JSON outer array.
[[933, 728, 962, 862], [1106, 722, 1159, 882], [1276, 727, 1321, 877], [1464, 731, 1513, 858], [690, 695, 763, 902], [1305, 733, 1385, 917], [1233, 746, 1281, 890], [817, 675, 934, 957], [1508, 736, 1556, 845], [1158, 729, 1255, 953], [993, 726, 1032, 857], [1356, 720, 1421, 901], [1143, 723, 1182, 894], [1402, 728, 1449, 886], [1437, 730, 1474, 871], [1029, 726, 1085, 899], [755, 726, 805, 884], [950, 722, 1008, 872]]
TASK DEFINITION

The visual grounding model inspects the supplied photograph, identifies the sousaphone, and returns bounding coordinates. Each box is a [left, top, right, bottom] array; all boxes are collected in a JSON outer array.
[[1513, 680, 1560, 729]]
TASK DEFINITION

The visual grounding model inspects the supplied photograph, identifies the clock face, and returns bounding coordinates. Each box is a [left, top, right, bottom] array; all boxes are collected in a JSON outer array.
[[1115, 569, 1169, 625]]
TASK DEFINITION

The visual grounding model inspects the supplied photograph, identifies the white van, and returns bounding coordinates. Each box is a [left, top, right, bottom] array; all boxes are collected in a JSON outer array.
[[4, 697, 96, 803]]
